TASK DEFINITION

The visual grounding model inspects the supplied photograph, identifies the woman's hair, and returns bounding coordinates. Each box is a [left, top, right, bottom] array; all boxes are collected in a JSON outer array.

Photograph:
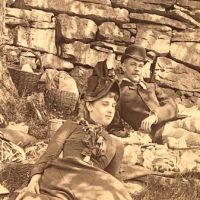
[[79, 90, 119, 120]]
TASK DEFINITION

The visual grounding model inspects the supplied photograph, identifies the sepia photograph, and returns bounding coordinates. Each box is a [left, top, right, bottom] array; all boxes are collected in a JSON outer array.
[[0, 0, 200, 199]]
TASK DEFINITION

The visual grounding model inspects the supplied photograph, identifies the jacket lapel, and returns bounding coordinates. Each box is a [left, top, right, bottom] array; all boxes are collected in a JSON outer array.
[[137, 83, 159, 112]]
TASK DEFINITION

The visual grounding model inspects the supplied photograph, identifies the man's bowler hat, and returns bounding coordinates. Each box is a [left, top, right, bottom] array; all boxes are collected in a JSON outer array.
[[121, 44, 147, 63]]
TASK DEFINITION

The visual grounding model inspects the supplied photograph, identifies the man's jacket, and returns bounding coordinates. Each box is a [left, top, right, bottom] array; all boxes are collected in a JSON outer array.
[[109, 79, 179, 139]]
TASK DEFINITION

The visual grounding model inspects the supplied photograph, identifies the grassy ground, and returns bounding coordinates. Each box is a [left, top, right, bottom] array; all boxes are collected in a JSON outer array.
[[132, 173, 200, 200]]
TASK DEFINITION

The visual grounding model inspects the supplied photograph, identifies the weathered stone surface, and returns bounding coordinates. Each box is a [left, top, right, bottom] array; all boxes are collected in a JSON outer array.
[[79, 0, 111, 6], [98, 22, 131, 44], [5, 16, 30, 27], [135, 24, 172, 55], [92, 46, 113, 53], [128, 29, 137, 36], [4, 45, 21, 64], [120, 23, 137, 35], [91, 41, 126, 54], [20, 55, 36, 68], [193, 10, 200, 23], [6, 8, 54, 22], [57, 14, 97, 42], [121, 23, 136, 29], [23, 0, 129, 23], [141, 0, 173, 5], [111, 0, 165, 14], [0, 0, 5, 45], [172, 29, 200, 42], [69, 66, 93, 94], [4, 26, 14, 45], [167, 9, 200, 28], [155, 57, 200, 92], [177, 0, 200, 10], [41, 53, 74, 70], [130, 13, 187, 30], [170, 42, 200, 69], [30, 21, 55, 29], [15, 26, 57, 54], [62, 41, 108, 67]]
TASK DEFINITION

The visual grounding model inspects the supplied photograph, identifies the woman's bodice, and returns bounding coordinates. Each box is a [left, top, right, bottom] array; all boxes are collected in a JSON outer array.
[[62, 122, 116, 169]]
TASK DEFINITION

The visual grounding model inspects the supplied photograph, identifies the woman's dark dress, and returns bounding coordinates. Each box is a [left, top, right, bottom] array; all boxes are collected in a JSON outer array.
[[22, 120, 132, 200]]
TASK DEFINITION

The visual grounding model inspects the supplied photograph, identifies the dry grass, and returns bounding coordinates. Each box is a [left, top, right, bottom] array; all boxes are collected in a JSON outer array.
[[2, 94, 78, 139], [133, 173, 200, 200]]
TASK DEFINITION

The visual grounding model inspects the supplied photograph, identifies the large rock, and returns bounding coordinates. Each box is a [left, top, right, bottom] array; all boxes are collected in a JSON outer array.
[[57, 14, 97, 42], [62, 41, 108, 67], [14, 26, 57, 54], [111, 0, 165, 14], [22, 0, 129, 23], [98, 22, 131, 44], [177, 0, 200, 10], [130, 13, 187, 30], [6, 8, 54, 22], [172, 29, 200, 42], [167, 9, 200, 28], [135, 24, 172, 55], [91, 41, 126, 54], [170, 42, 200, 69], [155, 57, 200, 92], [41, 53, 74, 70]]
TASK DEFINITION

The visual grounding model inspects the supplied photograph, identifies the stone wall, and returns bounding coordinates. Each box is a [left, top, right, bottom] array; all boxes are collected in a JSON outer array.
[[3, 0, 200, 107]]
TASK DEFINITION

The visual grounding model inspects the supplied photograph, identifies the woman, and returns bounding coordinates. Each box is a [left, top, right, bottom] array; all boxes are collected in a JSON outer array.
[[15, 61, 132, 200]]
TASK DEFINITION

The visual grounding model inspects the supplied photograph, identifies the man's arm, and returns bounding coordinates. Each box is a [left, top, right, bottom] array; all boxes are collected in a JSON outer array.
[[153, 84, 178, 123]]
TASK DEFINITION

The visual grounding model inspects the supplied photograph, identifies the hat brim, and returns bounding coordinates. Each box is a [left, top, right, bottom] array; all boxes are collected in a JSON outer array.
[[121, 54, 148, 63], [85, 80, 120, 102]]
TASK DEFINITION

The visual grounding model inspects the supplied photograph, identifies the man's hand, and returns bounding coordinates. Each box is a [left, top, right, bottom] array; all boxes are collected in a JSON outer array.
[[140, 114, 158, 133]]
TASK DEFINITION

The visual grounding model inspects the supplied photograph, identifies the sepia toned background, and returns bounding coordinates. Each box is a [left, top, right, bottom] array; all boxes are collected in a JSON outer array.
[[1, 0, 200, 108]]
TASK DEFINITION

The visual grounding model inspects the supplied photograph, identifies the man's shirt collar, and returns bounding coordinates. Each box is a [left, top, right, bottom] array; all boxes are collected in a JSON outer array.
[[120, 78, 147, 90]]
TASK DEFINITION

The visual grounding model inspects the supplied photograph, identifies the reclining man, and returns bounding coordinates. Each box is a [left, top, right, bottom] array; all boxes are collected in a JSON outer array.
[[109, 44, 200, 147]]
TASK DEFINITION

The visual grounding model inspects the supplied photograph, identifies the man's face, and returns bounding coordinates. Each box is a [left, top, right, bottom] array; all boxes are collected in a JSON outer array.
[[86, 93, 117, 126], [122, 57, 145, 83]]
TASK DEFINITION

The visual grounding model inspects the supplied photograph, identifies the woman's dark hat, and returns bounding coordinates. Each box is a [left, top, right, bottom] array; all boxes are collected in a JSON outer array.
[[121, 44, 147, 63], [84, 60, 120, 102]]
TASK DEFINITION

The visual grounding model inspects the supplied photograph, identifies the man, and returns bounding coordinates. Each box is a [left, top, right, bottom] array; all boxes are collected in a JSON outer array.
[[109, 44, 200, 146]]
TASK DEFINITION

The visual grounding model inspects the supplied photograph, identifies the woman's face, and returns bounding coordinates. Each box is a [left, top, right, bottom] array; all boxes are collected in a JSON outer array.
[[86, 92, 117, 126]]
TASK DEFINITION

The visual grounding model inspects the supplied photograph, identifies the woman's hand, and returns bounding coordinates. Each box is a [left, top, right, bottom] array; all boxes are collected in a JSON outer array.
[[27, 174, 41, 194], [16, 174, 41, 200], [0, 114, 6, 127]]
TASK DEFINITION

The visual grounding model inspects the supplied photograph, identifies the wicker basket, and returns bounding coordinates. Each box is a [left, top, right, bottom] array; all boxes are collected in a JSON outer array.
[[45, 89, 79, 114], [8, 50, 43, 97]]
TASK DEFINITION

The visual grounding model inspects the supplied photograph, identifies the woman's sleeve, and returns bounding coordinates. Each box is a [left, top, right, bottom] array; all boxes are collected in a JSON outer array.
[[105, 139, 124, 178], [30, 120, 77, 177]]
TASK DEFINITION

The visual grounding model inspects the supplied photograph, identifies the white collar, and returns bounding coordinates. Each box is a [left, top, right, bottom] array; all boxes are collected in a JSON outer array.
[[121, 78, 147, 90]]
